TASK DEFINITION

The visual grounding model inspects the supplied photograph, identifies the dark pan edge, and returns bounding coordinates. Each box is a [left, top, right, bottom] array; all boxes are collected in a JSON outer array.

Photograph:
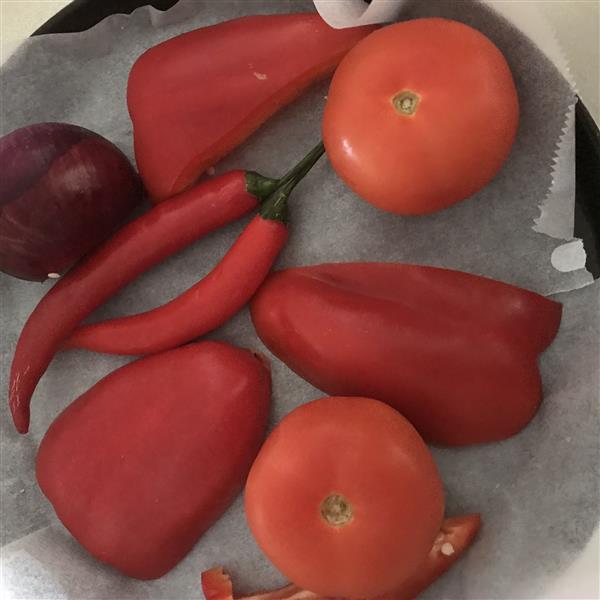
[[33, 0, 179, 36], [31, 0, 600, 277], [575, 101, 600, 277]]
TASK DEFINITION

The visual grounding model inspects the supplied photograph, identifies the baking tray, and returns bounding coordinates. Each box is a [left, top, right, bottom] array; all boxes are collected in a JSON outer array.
[[32, 0, 600, 278], [0, 2, 592, 598]]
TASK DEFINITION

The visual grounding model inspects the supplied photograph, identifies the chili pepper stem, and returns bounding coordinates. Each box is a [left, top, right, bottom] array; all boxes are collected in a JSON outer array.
[[245, 171, 279, 200], [275, 141, 326, 189], [246, 141, 325, 203], [259, 141, 325, 223]]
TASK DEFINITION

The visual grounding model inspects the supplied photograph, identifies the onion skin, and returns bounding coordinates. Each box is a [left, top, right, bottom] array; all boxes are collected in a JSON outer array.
[[0, 123, 143, 281]]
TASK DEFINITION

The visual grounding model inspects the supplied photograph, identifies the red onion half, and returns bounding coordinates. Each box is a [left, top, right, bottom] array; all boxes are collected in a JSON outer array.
[[0, 123, 143, 281]]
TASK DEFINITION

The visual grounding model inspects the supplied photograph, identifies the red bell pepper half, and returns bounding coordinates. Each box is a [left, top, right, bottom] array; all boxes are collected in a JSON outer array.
[[250, 263, 562, 446], [36, 342, 271, 579], [127, 14, 374, 201], [201, 514, 481, 600]]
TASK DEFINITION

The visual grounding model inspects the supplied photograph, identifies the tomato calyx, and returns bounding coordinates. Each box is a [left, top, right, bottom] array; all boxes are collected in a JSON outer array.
[[391, 91, 420, 116], [320, 494, 353, 527]]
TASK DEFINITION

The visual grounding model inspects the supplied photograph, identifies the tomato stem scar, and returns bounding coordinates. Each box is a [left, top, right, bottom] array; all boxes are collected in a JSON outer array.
[[320, 494, 352, 526], [392, 90, 420, 116]]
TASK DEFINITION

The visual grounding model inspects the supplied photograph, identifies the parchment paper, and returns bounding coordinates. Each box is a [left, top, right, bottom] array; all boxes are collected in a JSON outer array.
[[1, 1, 598, 598]]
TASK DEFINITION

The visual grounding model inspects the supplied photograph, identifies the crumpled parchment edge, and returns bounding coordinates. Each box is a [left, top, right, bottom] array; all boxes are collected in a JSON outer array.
[[313, 0, 593, 289], [476, 2, 591, 286]]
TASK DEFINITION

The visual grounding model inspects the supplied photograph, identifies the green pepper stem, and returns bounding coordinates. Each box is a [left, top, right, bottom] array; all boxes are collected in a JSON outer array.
[[245, 141, 326, 202], [275, 141, 326, 190], [259, 141, 325, 223], [245, 171, 279, 200]]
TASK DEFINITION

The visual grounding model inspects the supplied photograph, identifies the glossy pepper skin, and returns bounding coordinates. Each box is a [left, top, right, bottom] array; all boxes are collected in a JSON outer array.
[[63, 216, 289, 355], [127, 14, 374, 201], [250, 263, 562, 446], [36, 341, 271, 579], [8, 170, 272, 434], [62, 143, 325, 356], [200, 514, 481, 600]]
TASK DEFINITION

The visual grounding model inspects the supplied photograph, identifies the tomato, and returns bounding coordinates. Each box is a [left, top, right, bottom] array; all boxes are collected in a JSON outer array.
[[322, 18, 519, 215], [244, 396, 445, 598]]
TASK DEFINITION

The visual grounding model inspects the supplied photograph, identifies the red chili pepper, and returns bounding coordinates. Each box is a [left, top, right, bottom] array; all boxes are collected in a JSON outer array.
[[63, 143, 325, 356], [36, 341, 271, 579], [128, 14, 374, 201], [200, 514, 481, 600], [250, 263, 562, 446], [7, 148, 317, 434]]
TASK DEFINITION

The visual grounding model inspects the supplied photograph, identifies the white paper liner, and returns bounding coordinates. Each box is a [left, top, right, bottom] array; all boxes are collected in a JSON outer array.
[[0, 1, 598, 598]]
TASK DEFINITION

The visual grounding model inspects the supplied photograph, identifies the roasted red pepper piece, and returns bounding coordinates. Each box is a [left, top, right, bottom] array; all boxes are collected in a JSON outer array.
[[127, 14, 374, 201], [36, 341, 271, 579], [200, 514, 481, 600], [63, 144, 325, 356], [250, 263, 562, 445]]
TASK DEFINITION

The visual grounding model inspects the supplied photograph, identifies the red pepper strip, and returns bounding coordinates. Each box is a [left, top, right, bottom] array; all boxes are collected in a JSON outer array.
[[127, 13, 375, 201], [397, 514, 481, 600], [200, 514, 481, 600], [63, 144, 325, 356], [8, 145, 317, 434], [201, 570, 305, 600]]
